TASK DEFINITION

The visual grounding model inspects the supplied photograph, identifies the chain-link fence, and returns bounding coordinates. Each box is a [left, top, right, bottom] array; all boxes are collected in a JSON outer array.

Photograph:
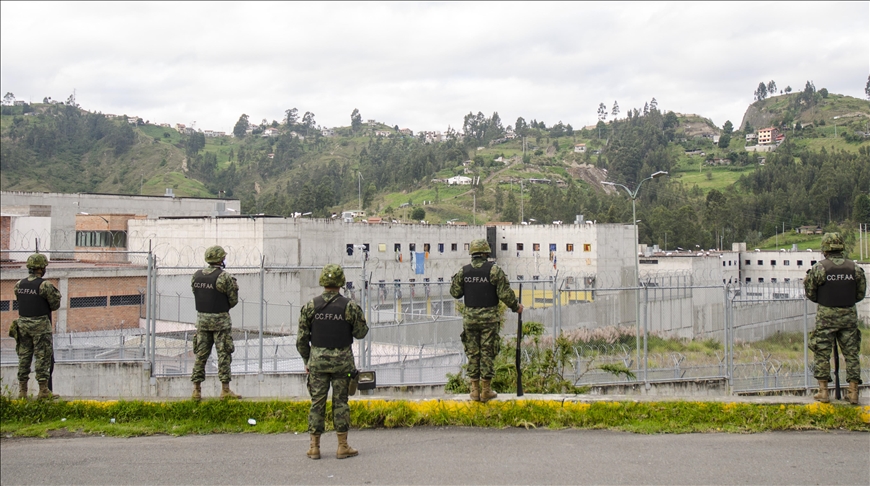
[[1, 250, 867, 391]]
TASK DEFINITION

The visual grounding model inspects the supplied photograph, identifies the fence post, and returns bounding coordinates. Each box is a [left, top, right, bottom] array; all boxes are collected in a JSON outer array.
[[643, 283, 649, 388], [258, 255, 265, 381], [149, 251, 157, 381], [803, 297, 809, 393], [728, 286, 734, 388], [145, 251, 152, 373]]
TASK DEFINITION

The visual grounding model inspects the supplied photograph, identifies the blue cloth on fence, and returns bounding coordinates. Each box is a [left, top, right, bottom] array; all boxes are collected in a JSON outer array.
[[415, 252, 425, 274]]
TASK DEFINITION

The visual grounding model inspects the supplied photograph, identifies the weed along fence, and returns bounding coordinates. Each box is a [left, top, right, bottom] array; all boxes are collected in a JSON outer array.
[[1, 249, 867, 397]]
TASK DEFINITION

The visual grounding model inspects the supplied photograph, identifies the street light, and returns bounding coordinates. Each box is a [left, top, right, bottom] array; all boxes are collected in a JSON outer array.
[[358, 172, 363, 212], [602, 170, 668, 385]]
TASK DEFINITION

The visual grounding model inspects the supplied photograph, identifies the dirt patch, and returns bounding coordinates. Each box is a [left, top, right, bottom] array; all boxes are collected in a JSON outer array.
[[566, 163, 612, 192]]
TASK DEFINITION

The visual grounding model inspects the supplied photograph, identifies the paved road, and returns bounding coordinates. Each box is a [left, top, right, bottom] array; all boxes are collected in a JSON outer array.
[[2, 428, 868, 485]]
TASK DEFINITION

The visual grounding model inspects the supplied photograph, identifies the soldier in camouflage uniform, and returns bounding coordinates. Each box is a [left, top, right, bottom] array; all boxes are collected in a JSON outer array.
[[12, 253, 62, 400], [804, 233, 866, 405], [190, 246, 240, 401], [450, 239, 523, 402], [297, 264, 369, 460]]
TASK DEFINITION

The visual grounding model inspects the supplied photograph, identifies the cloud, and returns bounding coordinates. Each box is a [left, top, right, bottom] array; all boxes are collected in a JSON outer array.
[[2, 2, 867, 133]]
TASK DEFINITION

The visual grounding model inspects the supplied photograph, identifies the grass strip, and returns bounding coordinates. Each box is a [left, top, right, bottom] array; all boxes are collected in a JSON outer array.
[[2, 396, 868, 438]]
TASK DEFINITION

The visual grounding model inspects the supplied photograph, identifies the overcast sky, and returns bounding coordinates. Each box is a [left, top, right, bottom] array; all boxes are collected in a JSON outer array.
[[2, 2, 867, 134]]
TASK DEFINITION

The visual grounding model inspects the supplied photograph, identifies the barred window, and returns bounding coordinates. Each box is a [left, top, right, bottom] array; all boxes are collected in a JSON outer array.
[[501, 243, 508, 251], [75, 230, 127, 248], [12, 300, 19, 311], [110, 294, 143, 306], [0, 300, 9, 312], [70, 296, 108, 308]]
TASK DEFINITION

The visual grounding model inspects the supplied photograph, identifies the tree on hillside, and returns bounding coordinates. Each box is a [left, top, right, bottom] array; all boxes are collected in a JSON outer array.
[[3, 92, 13, 104], [754, 82, 768, 101], [865, 75, 870, 100], [784, 86, 792, 94], [302, 111, 316, 136], [515, 117, 528, 136], [351, 108, 362, 133], [285, 107, 298, 126], [411, 207, 425, 221], [767, 80, 777, 95], [819, 88, 828, 99], [611, 101, 620, 119], [233, 114, 249, 138], [643, 102, 649, 115], [566, 123, 574, 137], [718, 120, 733, 148], [597, 103, 607, 122], [650, 97, 658, 111]]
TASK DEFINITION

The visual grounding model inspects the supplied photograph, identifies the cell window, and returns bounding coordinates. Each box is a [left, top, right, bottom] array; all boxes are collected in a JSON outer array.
[[757, 260, 763, 266], [583, 244, 592, 252], [516, 243, 524, 251], [810, 260, 817, 266], [394, 243, 401, 252], [770, 260, 776, 266], [797, 260, 803, 266], [451, 243, 458, 251], [12, 301, 19, 311], [533, 243, 540, 251], [409, 243, 416, 252], [70, 296, 108, 308], [110, 294, 143, 306], [745, 260, 750, 265], [566, 244, 574, 252], [463, 243, 469, 251], [0, 300, 8, 312], [758, 278, 764, 283], [501, 243, 508, 251], [745, 278, 751, 283], [423, 243, 430, 253], [771, 278, 777, 283], [438, 243, 444, 253], [783, 260, 790, 266]]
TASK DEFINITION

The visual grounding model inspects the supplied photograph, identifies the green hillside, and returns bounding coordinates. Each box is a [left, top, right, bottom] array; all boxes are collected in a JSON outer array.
[[1, 94, 868, 254]]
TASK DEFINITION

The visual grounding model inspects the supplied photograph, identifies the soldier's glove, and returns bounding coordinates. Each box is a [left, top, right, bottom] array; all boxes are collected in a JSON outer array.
[[348, 369, 360, 396]]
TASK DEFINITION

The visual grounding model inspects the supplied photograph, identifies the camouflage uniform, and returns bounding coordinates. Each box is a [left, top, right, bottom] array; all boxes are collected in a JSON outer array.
[[190, 258, 239, 385], [297, 265, 368, 435], [13, 274, 61, 382], [804, 239, 866, 385], [450, 241, 520, 381]]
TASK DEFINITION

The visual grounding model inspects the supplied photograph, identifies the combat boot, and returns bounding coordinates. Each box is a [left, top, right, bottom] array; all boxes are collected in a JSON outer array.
[[469, 379, 480, 402], [847, 381, 860, 405], [191, 382, 202, 401], [336, 432, 358, 459], [18, 379, 28, 399], [220, 382, 241, 400], [813, 380, 830, 403], [480, 379, 497, 403], [307, 434, 321, 460], [37, 380, 59, 400]]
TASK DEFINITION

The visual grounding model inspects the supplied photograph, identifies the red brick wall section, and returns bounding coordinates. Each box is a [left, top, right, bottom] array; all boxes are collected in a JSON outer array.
[[0, 216, 10, 260], [0, 276, 146, 334]]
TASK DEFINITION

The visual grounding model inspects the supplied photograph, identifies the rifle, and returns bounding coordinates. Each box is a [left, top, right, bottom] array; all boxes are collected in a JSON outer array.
[[832, 339, 841, 400], [516, 283, 523, 397]]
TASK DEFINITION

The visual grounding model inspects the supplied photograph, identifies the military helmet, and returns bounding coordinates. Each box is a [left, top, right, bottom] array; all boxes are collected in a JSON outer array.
[[820, 232, 845, 252], [26, 253, 48, 270], [319, 263, 346, 287], [204, 245, 227, 264], [469, 238, 491, 255]]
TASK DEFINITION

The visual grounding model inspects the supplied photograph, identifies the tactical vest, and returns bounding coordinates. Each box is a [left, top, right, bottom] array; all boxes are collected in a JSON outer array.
[[817, 259, 858, 308], [16, 277, 51, 318], [192, 268, 230, 313], [462, 262, 499, 308], [310, 295, 353, 348]]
